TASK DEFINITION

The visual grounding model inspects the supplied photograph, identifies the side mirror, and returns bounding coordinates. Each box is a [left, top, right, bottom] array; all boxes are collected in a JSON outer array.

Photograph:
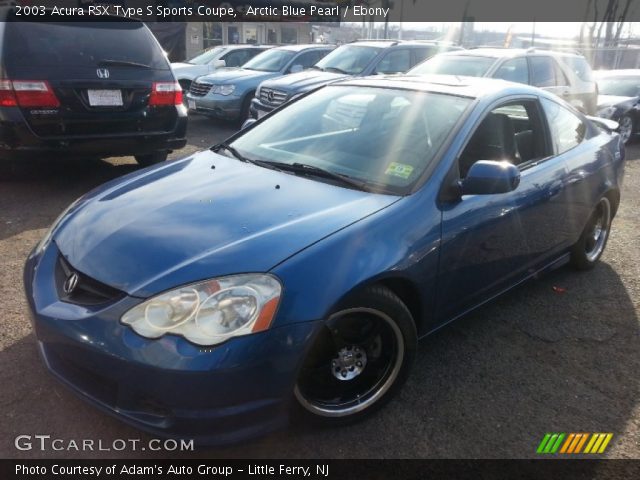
[[461, 160, 520, 195], [211, 59, 226, 69], [241, 118, 257, 130], [290, 64, 304, 74]]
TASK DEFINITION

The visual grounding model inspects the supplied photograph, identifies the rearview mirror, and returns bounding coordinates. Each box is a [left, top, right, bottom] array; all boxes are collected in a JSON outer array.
[[212, 59, 226, 68], [290, 64, 304, 74], [461, 160, 520, 195]]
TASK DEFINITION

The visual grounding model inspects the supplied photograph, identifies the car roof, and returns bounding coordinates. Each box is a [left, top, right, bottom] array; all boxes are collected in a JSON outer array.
[[276, 44, 334, 52], [594, 69, 640, 77], [225, 44, 275, 49], [438, 48, 583, 59], [349, 40, 399, 48], [334, 74, 545, 99]]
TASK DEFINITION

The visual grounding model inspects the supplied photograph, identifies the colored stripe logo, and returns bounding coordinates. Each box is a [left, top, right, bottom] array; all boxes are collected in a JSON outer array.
[[537, 433, 613, 454]]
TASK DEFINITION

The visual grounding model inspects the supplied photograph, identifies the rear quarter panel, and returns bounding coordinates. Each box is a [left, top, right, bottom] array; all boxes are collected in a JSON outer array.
[[562, 126, 625, 243]]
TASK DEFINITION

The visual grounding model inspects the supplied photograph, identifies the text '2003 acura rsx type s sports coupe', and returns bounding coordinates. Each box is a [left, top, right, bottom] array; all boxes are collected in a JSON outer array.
[[25, 75, 625, 444]]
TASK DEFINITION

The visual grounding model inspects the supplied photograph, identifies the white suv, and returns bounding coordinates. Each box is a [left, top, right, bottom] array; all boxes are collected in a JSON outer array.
[[410, 48, 597, 114], [171, 44, 272, 92]]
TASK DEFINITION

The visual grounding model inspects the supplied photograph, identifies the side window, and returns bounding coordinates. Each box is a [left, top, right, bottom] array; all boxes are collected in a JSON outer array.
[[530, 56, 556, 87], [374, 49, 411, 74], [458, 101, 547, 178], [411, 47, 436, 66], [222, 49, 249, 67], [493, 57, 528, 84], [541, 98, 586, 154], [293, 50, 325, 70], [553, 59, 570, 86]]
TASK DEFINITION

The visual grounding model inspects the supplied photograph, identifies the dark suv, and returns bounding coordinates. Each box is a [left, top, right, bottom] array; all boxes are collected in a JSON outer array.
[[0, 10, 187, 166], [250, 40, 462, 119]]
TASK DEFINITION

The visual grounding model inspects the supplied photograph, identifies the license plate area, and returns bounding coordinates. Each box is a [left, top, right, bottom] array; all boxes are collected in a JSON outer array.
[[188, 99, 196, 110], [87, 89, 123, 107]]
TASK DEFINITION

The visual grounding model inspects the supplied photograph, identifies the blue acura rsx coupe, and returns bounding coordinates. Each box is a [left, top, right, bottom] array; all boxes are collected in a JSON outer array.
[[25, 75, 625, 444]]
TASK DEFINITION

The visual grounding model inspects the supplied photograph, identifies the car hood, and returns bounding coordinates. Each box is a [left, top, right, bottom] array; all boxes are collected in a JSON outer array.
[[54, 151, 399, 298], [262, 70, 350, 93], [170, 62, 192, 71], [197, 68, 278, 85], [597, 94, 636, 109]]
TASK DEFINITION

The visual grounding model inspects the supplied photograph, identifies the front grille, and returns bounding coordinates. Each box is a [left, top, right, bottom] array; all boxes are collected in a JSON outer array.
[[55, 253, 124, 306], [189, 82, 213, 97], [259, 88, 288, 107]]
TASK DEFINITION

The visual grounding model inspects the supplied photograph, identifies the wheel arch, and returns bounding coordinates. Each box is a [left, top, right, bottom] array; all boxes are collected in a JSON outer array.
[[330, 274, 426, 336]]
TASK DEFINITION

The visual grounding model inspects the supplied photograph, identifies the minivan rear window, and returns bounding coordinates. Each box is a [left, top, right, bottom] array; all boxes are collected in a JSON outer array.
[[4, 20, 169, 70]]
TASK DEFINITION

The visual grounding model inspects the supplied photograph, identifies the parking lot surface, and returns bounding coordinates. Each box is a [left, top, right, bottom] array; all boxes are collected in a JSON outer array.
[[1, 115, 638, 459]]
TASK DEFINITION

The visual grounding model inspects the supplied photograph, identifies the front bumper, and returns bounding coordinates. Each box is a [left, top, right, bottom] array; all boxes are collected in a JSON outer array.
[[24, 244, 320, 444], [249, 98, 277, 120], [186, 92, 243, 120]]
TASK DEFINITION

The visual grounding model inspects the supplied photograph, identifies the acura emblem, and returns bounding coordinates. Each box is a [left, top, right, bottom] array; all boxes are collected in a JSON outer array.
[[63, 272, 79, 295], [96, 68, 110, 79]]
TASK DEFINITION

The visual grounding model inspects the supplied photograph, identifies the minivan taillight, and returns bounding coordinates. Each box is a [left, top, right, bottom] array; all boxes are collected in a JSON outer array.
[[149, 82, 182, 106], [0, 80, 17, 107], [0, 80, 60, 108]]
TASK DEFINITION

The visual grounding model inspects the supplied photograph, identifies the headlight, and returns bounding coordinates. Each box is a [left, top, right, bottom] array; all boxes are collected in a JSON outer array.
[[598, 106, 617, 119], [211, 84, 236, 96], [121, 274, 281, 346], [34, 196, 83, 255]]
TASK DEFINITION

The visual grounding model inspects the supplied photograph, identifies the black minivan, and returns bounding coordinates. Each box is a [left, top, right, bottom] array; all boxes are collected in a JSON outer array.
[[0, 10, 187, 166]]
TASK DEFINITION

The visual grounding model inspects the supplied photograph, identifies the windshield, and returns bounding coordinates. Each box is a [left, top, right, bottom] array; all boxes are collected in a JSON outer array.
[[5, 20, 168, 69], [242, 49, 295, 72], [315, 45, 382, 75], [188, 47, 225, 65], [230, 86, 471, 194], [598, 77, 640, 97], [410, 55, 496, 77]]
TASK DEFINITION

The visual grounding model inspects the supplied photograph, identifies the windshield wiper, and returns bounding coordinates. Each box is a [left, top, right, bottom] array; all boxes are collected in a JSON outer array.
[[324, 67, 349, 74], [98, 59, 151, 69], [309, 66, 325, 71], [210, 143, 284, 171], [211, 143, 252, 162], [268, 162, 367, 190]]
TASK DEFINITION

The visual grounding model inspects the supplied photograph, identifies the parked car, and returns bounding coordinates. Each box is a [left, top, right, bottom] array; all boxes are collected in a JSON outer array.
[[171, 44, 273, 93], [0, 9, 187, 166], [410, 48, 598, 115], [185, 44, 334, 122], [25, 75, 624, 444], [595, 69, 640, 144], [250, 40, 461, 119]]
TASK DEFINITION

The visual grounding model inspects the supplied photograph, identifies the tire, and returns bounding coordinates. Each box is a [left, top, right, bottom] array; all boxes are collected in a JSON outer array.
[[178, 80, 191, 106], [239, 93, 253, 125], [618, 114, 634, 145], [570, 196, 612, 270], [134, 151, 168, 167], [293, 285, 417, 425]]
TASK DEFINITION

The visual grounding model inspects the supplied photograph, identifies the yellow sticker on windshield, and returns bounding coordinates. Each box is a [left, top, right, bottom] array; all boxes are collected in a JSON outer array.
[[385, 162, 414, 179]]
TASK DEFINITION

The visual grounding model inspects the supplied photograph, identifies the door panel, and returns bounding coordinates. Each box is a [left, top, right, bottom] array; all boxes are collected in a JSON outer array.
[[436, 98, 571, 321], [437, 158, 568, 321]]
